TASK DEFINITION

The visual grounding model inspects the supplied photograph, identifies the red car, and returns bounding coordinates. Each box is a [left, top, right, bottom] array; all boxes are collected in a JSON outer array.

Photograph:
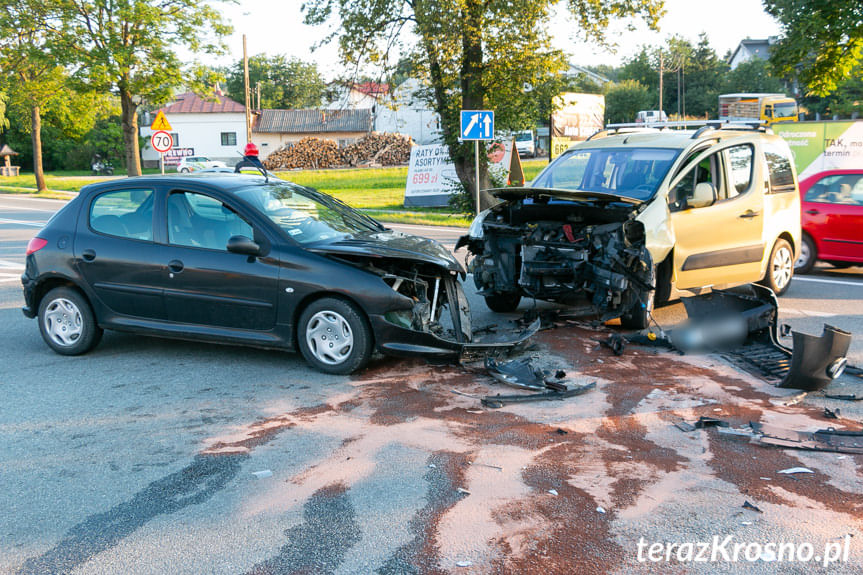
[[794, 169, 863, 274]]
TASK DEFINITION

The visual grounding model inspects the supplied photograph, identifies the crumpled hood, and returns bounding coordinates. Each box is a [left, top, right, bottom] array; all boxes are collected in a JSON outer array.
[[489, 186, 643, 206], [307, 230, 464, 274]]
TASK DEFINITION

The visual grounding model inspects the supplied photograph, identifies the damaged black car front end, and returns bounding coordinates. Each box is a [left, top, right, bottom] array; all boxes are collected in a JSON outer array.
[[457, 188, 655, 327]]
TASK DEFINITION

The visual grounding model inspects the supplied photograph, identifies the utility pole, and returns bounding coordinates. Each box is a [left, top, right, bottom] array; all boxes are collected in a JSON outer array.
[[243, 34, 252, 143], [658, 51, 663, 119], [256, 82, 261, 111]]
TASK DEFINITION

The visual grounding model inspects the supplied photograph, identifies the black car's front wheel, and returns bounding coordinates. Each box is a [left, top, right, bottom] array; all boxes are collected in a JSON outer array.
[[298, 297, 373, 375], [38, 287, 103, 355]]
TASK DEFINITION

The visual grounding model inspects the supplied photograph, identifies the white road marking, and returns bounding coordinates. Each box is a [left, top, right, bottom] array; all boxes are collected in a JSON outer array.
[[0, 218, 46, 227], [0, 202, 58, 212], [782, 308, 837, 318], [794, 276, 863, 288], [0, 259, 24, 270], [0, 273, 22, 283]]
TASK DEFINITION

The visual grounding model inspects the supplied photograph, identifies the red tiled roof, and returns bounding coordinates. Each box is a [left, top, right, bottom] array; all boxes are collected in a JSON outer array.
[[162, 92, 245, 114], [352, 82, 389, 96]]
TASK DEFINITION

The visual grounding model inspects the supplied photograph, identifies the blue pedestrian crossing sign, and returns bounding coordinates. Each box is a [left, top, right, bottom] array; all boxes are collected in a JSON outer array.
[[460, 110, 494, 140]]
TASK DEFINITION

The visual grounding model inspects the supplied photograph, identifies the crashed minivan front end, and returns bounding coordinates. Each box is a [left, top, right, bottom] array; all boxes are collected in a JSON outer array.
[[457, 188, 655, 322]]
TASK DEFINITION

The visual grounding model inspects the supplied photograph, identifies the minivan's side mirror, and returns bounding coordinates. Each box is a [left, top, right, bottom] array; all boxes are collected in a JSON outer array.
[[688, 182, 715, 209], [226, 235, 261, 256]]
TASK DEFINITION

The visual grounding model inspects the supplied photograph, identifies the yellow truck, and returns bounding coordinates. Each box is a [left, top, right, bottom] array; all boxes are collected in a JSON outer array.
[[719, 93, 798, 126]]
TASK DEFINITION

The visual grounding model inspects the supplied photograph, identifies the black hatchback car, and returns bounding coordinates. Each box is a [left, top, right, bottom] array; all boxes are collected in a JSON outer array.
[[22, 173, 487, 374]]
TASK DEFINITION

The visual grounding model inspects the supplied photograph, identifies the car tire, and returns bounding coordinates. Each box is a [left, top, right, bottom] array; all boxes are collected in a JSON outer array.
[[760, 238, 794, 296], [298, 297, 373, 375], [794, 234, 817, 275], [38, 287, 103, 356], [180, 168, 190, 173], [620, 264, 655, 330], [484, 292, 522, 313]]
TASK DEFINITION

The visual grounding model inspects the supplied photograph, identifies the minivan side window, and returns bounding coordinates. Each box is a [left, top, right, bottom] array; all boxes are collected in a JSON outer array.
[[668, 153, 722, 212], [724, 145, 754, 200], [90, 189, 154, 241], [763, 142, 795, 193], [167, 191, 253, 251]]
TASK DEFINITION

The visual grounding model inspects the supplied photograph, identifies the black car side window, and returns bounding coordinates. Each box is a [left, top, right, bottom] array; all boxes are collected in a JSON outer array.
[[168, 191, 253, 251], [90, 189, 154, 241]]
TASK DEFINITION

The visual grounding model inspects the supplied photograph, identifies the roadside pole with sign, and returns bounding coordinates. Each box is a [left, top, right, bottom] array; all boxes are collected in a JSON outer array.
[[460, 110, 495, 214], [150, 111, 173, 174]]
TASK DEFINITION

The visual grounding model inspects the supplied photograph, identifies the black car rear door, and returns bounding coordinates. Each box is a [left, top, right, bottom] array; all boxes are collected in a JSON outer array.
[[75, 186, 166, 319], [159, 188, 279, 331]]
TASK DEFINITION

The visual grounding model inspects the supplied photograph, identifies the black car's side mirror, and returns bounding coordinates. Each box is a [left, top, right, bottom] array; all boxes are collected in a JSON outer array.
[[226, 235, 261, 256]]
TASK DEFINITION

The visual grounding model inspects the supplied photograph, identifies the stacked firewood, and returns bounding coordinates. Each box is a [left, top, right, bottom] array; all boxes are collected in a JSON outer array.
[[340, 133, 413, 167], [263, 133, 414, 170], [262, 137, 342, 170]]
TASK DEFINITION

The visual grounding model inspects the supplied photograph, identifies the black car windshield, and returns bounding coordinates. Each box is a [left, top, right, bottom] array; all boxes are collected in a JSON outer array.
[[235, 182, 381, 244], [532, 147, 680, 201]]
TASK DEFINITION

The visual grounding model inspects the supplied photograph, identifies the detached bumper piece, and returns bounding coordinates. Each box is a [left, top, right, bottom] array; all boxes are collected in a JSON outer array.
[[481, 356, 596, 408], [748, 422, 863, 455], [677, 285, 853, 391]]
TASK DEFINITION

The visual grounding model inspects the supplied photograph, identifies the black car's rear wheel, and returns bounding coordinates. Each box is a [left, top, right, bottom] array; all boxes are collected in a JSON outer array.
[[38, 287, 102, 355], [483, 292, 522, 313], [298, 297, 372, 375]]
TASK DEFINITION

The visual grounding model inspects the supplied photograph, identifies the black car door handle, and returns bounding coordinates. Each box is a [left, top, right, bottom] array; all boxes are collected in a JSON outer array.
[[805, 209, 820, 215], [82, 249, 96, 261], [739, 210, 760, 219], [168, 260, 184, 273]]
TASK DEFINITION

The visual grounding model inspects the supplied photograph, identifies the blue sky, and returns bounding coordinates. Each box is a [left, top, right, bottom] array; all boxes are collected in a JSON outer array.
[[213, 0, 781, 77]]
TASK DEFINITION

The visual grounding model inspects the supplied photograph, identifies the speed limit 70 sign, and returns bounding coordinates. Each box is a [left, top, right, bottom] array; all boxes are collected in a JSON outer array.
[[151, 130, 173, 153]]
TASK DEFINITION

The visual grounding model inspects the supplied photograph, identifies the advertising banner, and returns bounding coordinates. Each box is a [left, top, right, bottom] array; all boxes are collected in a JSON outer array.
[[550, 93, 605, 160], [404, 141, 524, 207], [164, 147, 194, 166], [404, 144, 459, 207], [773, 121, 863, 180]]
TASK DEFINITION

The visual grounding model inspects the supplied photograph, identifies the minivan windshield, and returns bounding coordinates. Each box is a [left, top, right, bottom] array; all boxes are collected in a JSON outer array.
[[532, 147, 680, 201], [235, 182, 382, 244]]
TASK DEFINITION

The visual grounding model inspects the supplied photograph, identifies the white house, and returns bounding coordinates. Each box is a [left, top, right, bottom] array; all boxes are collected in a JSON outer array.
[[141, 92, 248, 168], [325, 82, 389, 111], [728, 38, 774, 70], [374, 79, 442, 145]]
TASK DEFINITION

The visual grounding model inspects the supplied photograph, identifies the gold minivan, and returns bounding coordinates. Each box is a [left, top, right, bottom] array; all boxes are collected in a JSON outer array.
[[459, 125, 801, 328]]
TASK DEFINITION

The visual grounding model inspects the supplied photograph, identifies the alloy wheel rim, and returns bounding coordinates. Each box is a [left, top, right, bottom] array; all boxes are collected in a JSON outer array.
[[772, 246, 793, 290], [43, 298, 83, 347], [305, 311, 353, 365]]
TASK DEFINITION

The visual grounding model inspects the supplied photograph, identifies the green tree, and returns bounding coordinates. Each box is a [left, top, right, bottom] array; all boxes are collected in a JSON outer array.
[[55, 0, 232, 175], [764, 0, 863, 96], [604, 80, 652, 123], [304, 0, 664, 211], [225, 55, 328, 110], [0, 0, 63, 190], [722, 58, 784, 94]]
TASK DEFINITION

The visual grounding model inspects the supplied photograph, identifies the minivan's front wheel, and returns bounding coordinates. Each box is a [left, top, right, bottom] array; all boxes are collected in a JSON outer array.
[[38, 287, 103, 355], [484, 292, 522, 313], [620, 264, 656, 330], [761, 238, 794, 295], [298, 297, 373, 375]]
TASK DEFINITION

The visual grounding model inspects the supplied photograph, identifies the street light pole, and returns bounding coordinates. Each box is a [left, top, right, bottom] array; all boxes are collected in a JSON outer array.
[[243, 34, 252, 144]]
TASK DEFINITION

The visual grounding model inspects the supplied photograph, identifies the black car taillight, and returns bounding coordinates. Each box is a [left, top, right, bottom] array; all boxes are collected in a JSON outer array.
[[26, 237, 48, 255]]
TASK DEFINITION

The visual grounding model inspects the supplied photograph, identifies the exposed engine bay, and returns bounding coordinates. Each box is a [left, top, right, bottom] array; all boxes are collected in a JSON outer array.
[[456, 192, 655, 321]]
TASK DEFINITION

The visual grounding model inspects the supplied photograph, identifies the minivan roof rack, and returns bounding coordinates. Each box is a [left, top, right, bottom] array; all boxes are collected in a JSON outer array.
[[598, 119, 771, 139]]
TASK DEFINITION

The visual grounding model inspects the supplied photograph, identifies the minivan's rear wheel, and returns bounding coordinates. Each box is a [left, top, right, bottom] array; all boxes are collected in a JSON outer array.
[[761, 238, 794, 295], [794, 235, 816, 275], [298, 297, 372, 375], [484, 292, 522, 313], [38, 287, 102, 355]]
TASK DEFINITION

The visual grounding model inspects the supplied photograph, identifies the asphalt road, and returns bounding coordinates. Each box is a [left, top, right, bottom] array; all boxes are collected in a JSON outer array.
[[2, 193, 862, 574]]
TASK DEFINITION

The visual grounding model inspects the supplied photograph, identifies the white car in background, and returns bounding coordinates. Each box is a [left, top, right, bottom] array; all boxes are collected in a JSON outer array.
[[176, 156, 227, 173], [514, 130, 536, 157]]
